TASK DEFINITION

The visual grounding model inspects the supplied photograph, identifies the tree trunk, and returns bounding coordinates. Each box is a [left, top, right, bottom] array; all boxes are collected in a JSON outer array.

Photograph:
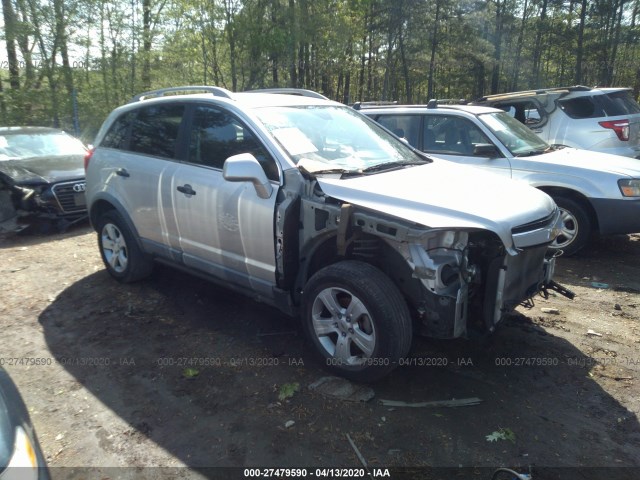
[[141, 0, 152, 90], [427, 0, 441, 100], [510, 0, 529, 91], [2, 0, 21, 89], [54, 0, 74, 97], [288, 0, 297, 87], [575, 0, 587, 84], [532, 0, 548, 87]]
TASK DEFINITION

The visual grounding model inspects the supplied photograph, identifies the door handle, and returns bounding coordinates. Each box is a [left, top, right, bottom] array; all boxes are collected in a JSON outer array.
[[115, 168, 130, 177], [177, 184, 196, 196]]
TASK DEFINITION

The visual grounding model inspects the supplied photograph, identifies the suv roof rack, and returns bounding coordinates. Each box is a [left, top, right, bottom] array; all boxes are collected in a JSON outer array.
[[130, 86, 234, 103], [475, 85, 592, 102], [247, 88, 328, 100], [426, 98, 467, 108], [352, 101, 398, 110]]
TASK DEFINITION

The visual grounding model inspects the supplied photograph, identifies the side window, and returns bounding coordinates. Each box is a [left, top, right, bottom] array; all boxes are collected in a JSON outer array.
[[559, 97, 601, 119], [130, 104, 185, 158], [497, 101, 543, 126], [375, 115, 420, 147], [101, 112, 135, 150], [424, 115, 492, 155], [189, 106, 279, 181]]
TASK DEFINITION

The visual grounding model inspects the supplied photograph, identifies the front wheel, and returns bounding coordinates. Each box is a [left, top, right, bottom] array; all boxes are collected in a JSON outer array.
[[549, 195, 591, 256], [302, 261, 412, 382]]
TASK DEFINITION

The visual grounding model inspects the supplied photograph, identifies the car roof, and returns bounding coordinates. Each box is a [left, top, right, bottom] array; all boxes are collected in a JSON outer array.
[[359, 104, 502, 115], [122, 86, 342, 111], [0, 126, 68, 135]]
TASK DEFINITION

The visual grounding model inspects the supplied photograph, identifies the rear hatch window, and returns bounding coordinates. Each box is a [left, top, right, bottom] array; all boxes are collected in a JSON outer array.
[[559, 91, 640, 119]]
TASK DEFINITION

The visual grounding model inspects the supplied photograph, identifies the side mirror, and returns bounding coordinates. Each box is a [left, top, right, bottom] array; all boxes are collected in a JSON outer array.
[[473, 143, 499, 157], [223, 153, 273, 199]]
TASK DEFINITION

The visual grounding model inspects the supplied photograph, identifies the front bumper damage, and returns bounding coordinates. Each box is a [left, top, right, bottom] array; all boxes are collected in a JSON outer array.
[[0, 180, 87, 234], [398, 209, 573, 339]]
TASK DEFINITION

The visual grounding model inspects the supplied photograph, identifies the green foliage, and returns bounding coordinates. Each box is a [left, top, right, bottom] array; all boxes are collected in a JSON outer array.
[[278, 382, 300, 401], [1, 0, 640, 131]]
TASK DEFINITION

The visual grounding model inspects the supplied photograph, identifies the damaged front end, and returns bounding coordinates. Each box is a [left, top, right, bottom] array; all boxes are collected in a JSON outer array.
[[296, 183, 573, 341], [0, 178, 87, 234], [393, 209, 572, 339]]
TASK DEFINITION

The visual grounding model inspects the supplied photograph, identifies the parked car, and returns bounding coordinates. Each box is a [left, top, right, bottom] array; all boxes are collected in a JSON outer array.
[[0, 127, 88, 233], [359, 101, 640, 256], [85, 86, 570, 381], [470, 86, 640, 159], [0, 368, 50, 480]]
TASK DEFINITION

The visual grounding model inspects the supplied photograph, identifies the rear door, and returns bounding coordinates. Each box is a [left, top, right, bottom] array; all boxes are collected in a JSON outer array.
[[169, 104, 280, 295], [96, 104, 185, 252]]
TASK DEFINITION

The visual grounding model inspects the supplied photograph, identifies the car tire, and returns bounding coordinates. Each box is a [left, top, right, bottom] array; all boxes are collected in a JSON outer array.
[[302, 260, 412, 382], [97, 210, 153, 282], [549, 195, 591, 256]]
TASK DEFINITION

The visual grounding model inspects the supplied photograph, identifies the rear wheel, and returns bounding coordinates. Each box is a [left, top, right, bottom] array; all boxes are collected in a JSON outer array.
[[549, 195, 591, 256], [302, 261, 412, 382], [97, 210, 153, 282]]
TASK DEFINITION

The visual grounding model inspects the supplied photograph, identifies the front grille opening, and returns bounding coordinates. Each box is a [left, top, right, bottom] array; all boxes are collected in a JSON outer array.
[[52, 181, 87, 214], [511, 209, 557, 235]]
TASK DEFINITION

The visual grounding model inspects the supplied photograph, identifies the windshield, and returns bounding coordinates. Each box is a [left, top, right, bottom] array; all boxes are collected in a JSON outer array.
[[253, 105, 422, 173], [478, 111, 549, 156], [0, 132, 86, 160]]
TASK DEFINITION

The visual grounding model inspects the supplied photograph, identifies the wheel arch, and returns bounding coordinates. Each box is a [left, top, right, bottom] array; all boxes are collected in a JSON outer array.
[[295, 232, 418, 311], [89, 194, 146, 251], [537, 186, 600, 233]]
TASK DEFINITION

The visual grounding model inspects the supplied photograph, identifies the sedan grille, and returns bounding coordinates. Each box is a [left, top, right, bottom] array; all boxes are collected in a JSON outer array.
[[52, 181, 87, 214]]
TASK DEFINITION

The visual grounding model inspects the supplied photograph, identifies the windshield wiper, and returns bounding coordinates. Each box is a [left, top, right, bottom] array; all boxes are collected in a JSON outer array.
[[360, 159, 429, 174], [515, 149, 546, 157], [298, 165, 355, 177]]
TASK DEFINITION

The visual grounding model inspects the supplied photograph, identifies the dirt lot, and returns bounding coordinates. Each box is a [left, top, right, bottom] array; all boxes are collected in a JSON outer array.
[[1, 223, 639, 480]]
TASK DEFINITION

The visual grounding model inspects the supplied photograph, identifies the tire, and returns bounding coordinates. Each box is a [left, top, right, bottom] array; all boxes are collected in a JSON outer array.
[[302, 261, 412, 382], [97, 210, 153, 283], [549, 195, 591, 256]]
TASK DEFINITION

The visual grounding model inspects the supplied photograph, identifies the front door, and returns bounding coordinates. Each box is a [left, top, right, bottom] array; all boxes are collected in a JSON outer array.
[[169, 105, 280, 295]]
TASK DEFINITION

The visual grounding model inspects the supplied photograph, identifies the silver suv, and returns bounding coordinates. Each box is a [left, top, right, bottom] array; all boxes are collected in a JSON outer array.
[[85, 87, 567, 381], [471, 86, 640, 158], [360, 102, 640, 256]]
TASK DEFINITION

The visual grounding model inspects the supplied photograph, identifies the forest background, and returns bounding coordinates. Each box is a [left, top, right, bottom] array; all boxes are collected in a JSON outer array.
[[1, 0, 639, 140]]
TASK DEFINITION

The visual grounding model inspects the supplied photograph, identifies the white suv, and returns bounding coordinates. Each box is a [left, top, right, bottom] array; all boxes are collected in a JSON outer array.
[[471, 86, 640, 159], [360, 102, 640, 256], [85, 87, 567, 381]]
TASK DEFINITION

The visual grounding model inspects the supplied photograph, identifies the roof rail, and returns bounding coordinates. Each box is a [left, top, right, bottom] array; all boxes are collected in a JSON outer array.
[[352, 101, 398, 110], [130, 86, 234, 103], [427, 98, 467, 108], [475, 85, 593, 102], [247, 88, 328, 100]]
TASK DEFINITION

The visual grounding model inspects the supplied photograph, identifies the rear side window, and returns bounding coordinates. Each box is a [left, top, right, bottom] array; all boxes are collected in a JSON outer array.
[[599, 91, 640, 116], [130, 104, 185, 158], [559, 97, 598, 119], [559, 92, 640, 119], [101, 112, 135, 149]]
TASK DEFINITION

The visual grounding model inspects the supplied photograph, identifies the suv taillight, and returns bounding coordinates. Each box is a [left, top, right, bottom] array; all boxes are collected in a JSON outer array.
[[599, 119, 630, 141], [84, 147, 94, 170]]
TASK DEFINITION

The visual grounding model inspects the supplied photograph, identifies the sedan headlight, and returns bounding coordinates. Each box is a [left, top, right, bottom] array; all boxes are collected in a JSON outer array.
[[1, 426, 39, 480], [618, 179, 640, 197]]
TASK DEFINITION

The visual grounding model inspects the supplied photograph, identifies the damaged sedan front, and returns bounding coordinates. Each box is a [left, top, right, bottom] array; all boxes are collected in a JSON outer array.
[[0, 127, 88, 233]]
